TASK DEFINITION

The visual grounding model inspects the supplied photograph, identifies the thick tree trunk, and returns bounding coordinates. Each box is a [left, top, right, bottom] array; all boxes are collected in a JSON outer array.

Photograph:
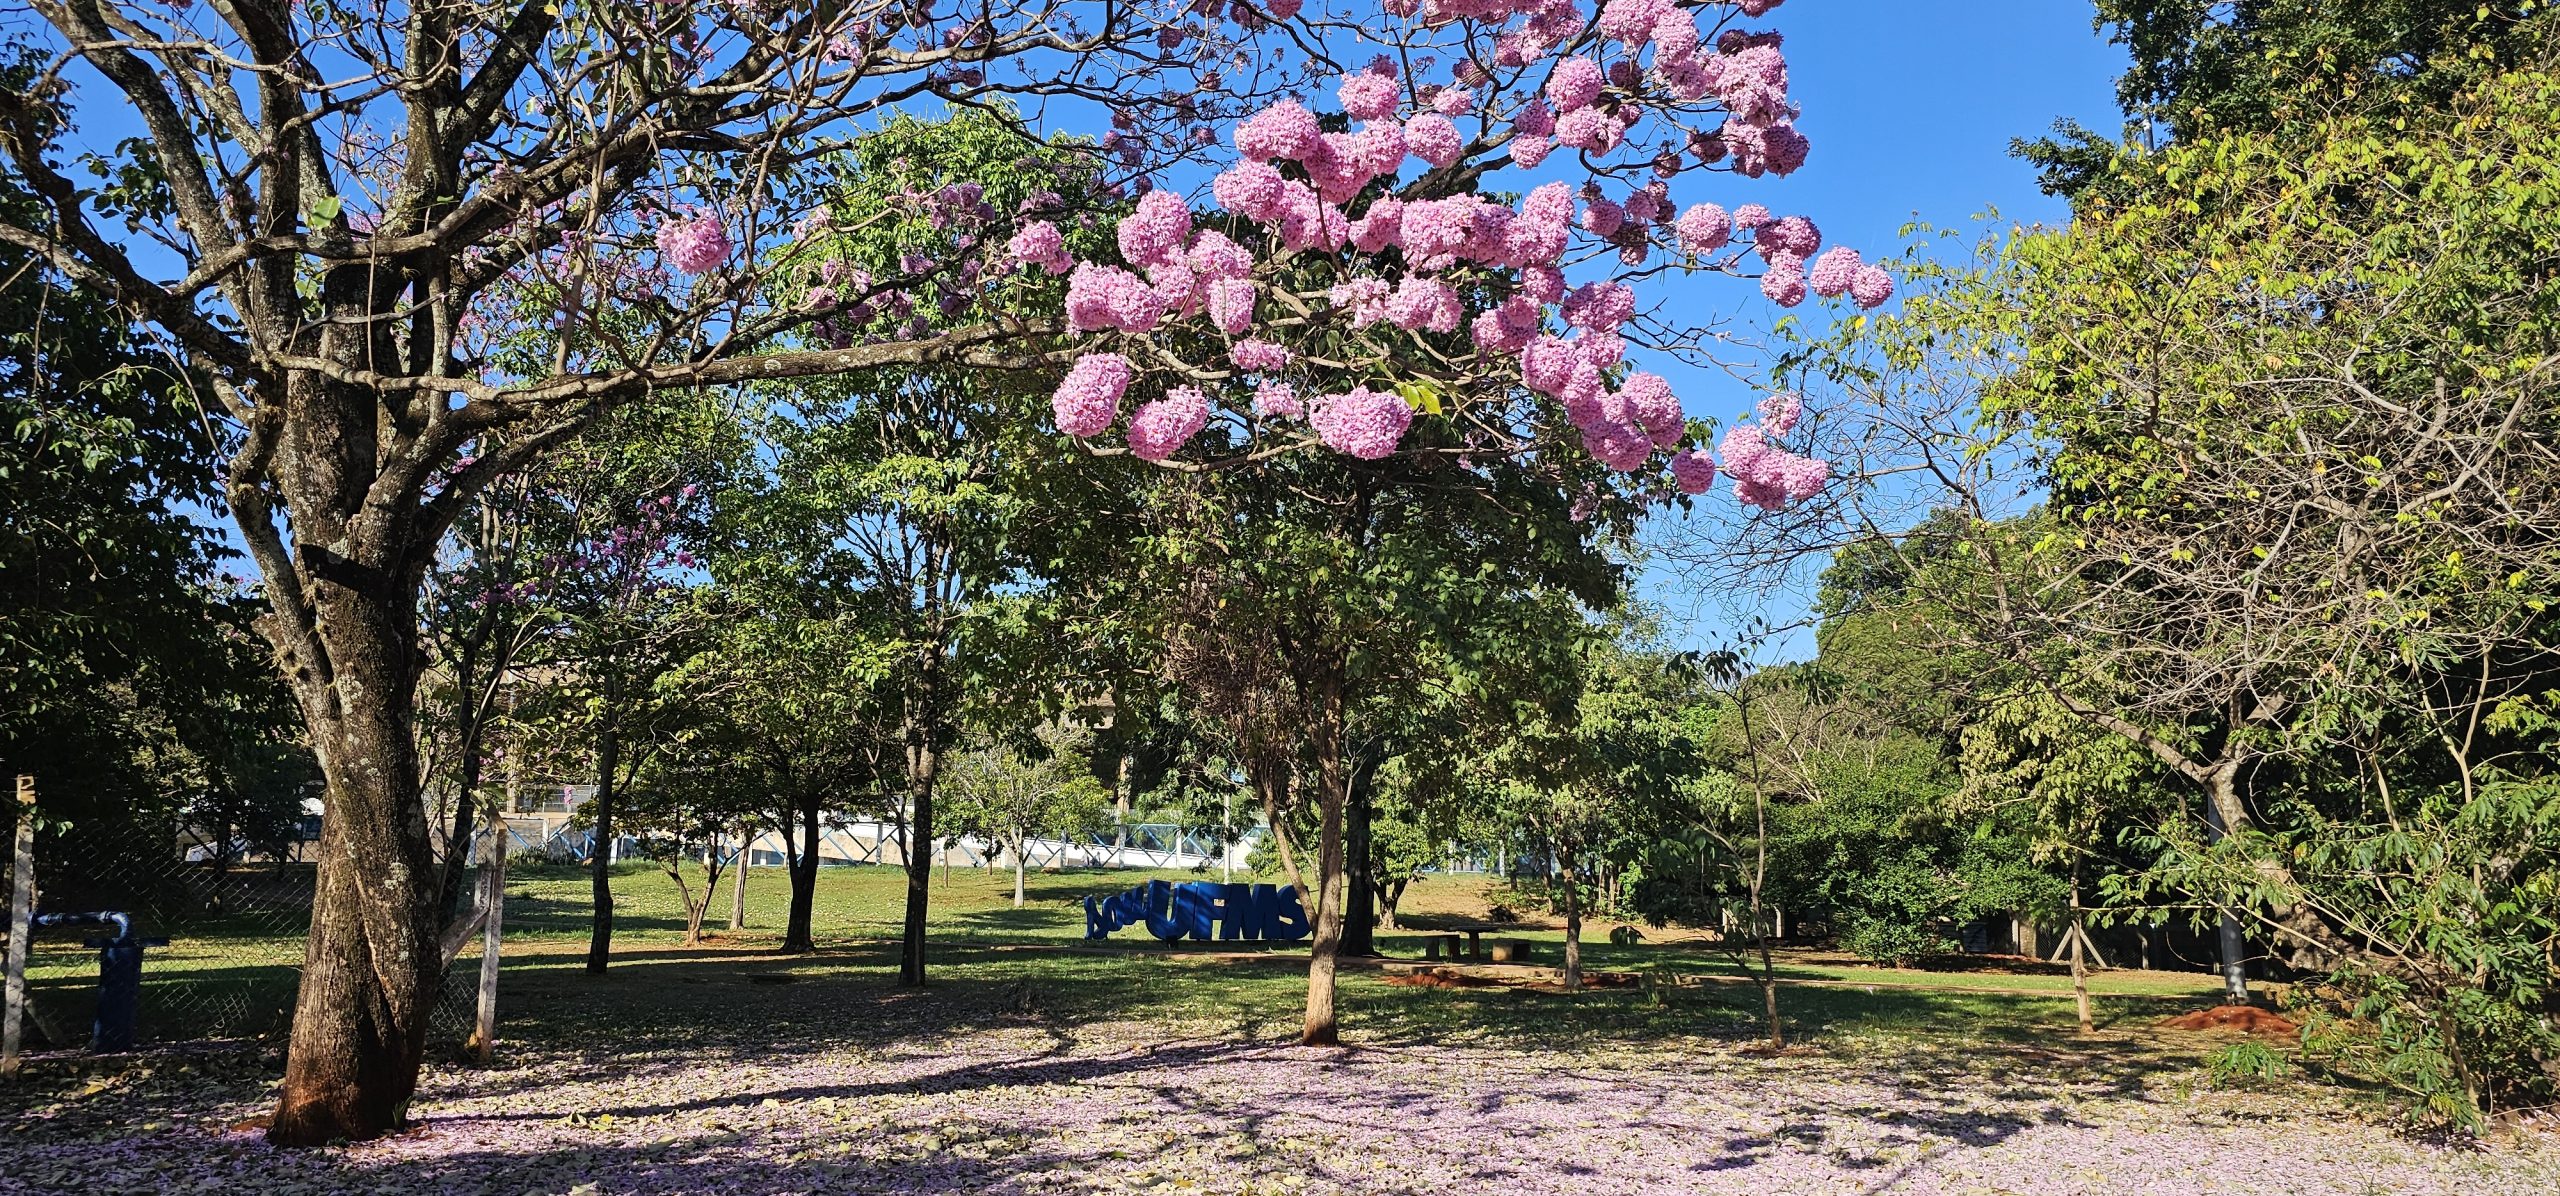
[[1560, 838, 1582, 992], [266, 580, 444, 1146], [585, 719, 620, 975], [900, 756, 937, 986], [783, 798, 820, 953], [1301, 787, 1346, 1046], [1343, 764, 1376, 957]]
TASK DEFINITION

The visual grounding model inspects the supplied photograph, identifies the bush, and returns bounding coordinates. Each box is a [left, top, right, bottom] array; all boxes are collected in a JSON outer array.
[[1839, 915, 1953, 968]]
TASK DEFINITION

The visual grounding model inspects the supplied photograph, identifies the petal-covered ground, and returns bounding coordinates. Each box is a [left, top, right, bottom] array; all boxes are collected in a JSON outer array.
[[3, 974, 2554, 1196]]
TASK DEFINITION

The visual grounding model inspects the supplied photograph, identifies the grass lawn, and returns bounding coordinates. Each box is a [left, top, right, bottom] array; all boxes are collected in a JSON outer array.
[[4, 862, 2553, 1194]]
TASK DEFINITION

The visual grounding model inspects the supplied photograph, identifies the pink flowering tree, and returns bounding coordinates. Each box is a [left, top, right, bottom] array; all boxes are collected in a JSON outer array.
[[987, 0, 1891, 1043], [1015, 0, 1888, 514]]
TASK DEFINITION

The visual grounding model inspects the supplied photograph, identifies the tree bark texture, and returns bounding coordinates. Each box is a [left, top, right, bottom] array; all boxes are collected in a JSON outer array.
[[783, 798, 820, 953]]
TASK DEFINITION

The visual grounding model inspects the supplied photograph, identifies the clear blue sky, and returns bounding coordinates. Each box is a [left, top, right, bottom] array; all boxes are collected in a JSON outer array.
[[1639, 1, 2130, 659]]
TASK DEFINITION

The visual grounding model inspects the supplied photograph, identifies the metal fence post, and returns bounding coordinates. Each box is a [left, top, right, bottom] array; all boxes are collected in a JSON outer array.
[[4, 775, 35, 1077]]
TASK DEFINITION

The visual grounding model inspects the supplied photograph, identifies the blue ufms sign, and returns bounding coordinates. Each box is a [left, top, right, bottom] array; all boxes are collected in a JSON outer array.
[[1084, 879, 1311, 943]]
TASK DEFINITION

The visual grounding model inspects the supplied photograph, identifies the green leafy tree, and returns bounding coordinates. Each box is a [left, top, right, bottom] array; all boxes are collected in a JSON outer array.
[[940, 722, 1113, 908]]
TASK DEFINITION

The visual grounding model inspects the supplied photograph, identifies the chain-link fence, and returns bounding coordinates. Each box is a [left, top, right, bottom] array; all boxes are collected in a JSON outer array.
[[3, 794, 483, 1056]]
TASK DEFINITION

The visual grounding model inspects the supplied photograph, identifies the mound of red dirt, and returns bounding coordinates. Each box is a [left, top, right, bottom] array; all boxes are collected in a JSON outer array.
[[2161, 1005, 2300, 1036], [1382, 969, 1501, 989], [1382, 967, 1642, 993]]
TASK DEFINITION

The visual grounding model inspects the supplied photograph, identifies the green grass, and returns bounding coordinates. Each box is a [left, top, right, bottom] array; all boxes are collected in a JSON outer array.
[[8, 860, 2233, 1055]]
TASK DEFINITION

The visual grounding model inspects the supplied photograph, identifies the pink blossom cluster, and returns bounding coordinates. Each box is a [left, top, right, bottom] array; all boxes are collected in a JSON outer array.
[[1015, 0, 1862, 509], [1052, 352, 1132, 438], [656, 213, 731, 274], [1129, 385, 1212, 461], [1719, 393, 1829, 510], [1309, 387, 1415, 459], [1008, 220, 1072, 274]]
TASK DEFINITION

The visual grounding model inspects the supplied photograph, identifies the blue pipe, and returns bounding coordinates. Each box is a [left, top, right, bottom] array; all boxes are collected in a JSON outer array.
[[26, 911, 164, 1052]]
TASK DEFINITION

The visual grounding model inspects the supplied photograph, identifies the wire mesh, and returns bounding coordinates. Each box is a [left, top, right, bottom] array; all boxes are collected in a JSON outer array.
[[3, 803, 483, 1053]]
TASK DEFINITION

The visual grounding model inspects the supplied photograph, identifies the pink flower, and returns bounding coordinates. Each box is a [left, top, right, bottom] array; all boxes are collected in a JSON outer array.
[[1849, 265, 1895, 308], [1759, 259, 1807, 307], [1511, 134, 1554, 168], [1330, 276, 1393, 326], [1117, 189, 1193, 268], [1350, 123, 1410, 179], [1756, 392, 1802, 436], [656, 214, 731, 274], [1512, 97, 1556, 137], [1339, 71, 1401, 121], [1731, 203, 1772, 231], [1505, 183, 1574, 264], [1129, 386, 1211, 461], [1554, 105, 1619, 152], [1808, 247, 1862, 298], [1236, 100, 1324, 162], [1522, 336, 1579, 395], [1757, 214, 1821, 260], [1351, 198, 1405, 254], [1253, 379, 1303, 418], [1562, 281, 1637, 331], [1212, 162, 1287, 220], [1188, 229, 1255, 281], [1621, 372, 1684, 446], [1584, 422, 1654, 472], [1404, 114, 1464, 169], [1598, 0, 1672, 45], [1739, 0, 1784, 16], [1065, 262, 1167, 332], [1521, 263, 1566, 305], [1432, 87, 1475, 116], [1671, 450, 1718, 494], [1007, 220, 1072, 274], [1385, 275, 1462, 333], [1231, 339, 1291, 372], [1052, 353, 1131, 437], [1205, 277, 1256, 335], [1675, 203, 1731, 254], [1582, 197, 1626, 238], [1311, 387, 1413, 459], [1547, 57, 1604, 111], [1265, 0, 1303, 17]]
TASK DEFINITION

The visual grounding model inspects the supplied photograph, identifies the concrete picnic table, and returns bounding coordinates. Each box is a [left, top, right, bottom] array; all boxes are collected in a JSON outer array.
[[1387, 918, 1513, 961]]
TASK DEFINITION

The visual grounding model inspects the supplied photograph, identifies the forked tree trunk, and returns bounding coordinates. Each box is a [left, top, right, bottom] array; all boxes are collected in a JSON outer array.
[[266, 567, 445, 1146]]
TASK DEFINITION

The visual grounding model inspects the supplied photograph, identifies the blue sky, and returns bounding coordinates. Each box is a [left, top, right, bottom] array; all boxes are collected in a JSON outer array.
[[1637, 1, 2130, 659]]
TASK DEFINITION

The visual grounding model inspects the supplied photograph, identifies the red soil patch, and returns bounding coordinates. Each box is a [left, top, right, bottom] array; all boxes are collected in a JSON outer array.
[[2161, 1004, 2300, 1036], [1382, 969, 1502, 990], [1382, 967, 1642, 993]]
